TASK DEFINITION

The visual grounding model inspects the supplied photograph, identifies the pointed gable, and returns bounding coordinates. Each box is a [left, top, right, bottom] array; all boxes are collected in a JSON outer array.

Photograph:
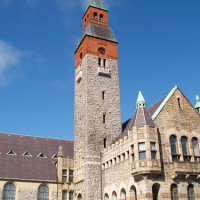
[[153, 86, 200, 131]]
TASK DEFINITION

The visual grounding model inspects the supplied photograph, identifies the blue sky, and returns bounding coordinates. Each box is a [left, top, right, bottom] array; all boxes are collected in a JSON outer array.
[[0, 0, 200, 140]]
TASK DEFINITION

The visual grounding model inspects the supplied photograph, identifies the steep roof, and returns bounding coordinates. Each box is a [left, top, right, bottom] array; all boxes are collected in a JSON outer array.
[[87, 0, 108, 11], [0, 133, 74, 182], [76, 23, 117, 50]]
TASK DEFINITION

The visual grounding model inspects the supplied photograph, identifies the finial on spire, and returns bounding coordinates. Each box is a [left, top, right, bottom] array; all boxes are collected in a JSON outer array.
[[136, 91, 146, 108], [195, 94, 200, 113]]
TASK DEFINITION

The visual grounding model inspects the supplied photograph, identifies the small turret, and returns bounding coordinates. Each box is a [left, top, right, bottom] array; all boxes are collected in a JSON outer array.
[[195, 95, 200, 113], [136, 91, 146, 108]]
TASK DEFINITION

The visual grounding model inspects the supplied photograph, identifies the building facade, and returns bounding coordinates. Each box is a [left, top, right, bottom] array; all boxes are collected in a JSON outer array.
[[0, 0, 200, 200]]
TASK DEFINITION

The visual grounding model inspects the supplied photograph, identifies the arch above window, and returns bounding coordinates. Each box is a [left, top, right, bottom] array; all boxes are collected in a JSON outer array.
[[38, 185, 49, 200], [130, 186, 137, 200], [4, 183, 16, 200], [94, 12, 98, 20], [104, 193, 109, 200], [100, 14, 104, 22], [171, 184, 178, 200], [120, 188, 126, 199], [170, 135, 179, 161], [192, 137, 199, 157], [188, 184, 195, 200], [112, 191, 117, 200]]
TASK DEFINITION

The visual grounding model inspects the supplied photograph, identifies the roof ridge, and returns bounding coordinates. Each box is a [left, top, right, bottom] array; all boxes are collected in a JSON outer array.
[[0, 132, 74, 142], [152, 85, 178, 120]]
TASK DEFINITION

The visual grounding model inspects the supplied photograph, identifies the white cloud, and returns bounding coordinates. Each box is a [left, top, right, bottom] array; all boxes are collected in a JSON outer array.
[[0, 40, 22, 85]]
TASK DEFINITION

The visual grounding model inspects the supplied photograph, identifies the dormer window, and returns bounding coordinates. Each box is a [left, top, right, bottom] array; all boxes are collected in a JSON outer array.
[[52, 154, 58, 159], [94, 12, 98, 20], [22, 151, 32, 157], [37, 153, 47, 158], [7, 150, 17, 155], [100, 14, 104, 22]]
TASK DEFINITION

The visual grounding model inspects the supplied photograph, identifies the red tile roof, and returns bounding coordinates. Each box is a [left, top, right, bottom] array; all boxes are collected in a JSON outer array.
[[0, 133, 74, 182]]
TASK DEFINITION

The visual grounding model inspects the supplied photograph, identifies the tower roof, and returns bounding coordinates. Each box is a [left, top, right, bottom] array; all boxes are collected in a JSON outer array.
[[136, 91, 146, 108], [76, 23, 117, 51], [87, 0, 108, 11], [195, 94, 200, 109]]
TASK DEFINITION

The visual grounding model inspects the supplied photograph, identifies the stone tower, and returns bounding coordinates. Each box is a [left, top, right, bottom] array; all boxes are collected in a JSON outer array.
[[74, 0, 122, 199]]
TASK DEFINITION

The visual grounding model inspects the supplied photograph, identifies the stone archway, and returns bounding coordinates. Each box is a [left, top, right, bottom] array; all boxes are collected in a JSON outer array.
[[130, 186, 137, 200]]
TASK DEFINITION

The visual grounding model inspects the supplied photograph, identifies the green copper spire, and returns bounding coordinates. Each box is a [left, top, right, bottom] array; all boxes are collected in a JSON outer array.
[[195, 94, 200, 113], [87, 0, 108, 11], [136, 91, 146, 108]]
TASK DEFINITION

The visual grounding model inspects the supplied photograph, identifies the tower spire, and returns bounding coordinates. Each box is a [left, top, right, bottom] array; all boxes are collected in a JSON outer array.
[[87, 0, 107, 11], [195, 95, 200, 113]]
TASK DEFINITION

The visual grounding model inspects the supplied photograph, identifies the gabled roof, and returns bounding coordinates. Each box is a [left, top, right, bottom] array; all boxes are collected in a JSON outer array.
[[76, 23, 117, 51], [0, 133, 74, 182], [87, 0, 108, 11], [152, 86, 178, 120]]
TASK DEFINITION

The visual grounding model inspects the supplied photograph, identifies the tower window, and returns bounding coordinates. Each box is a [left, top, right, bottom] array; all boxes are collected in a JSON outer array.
[[98, 47, 105, 55], [103, 59, 106, 67], [103, 114, 106, 124], [94, 12, 98, 20], [104, 138, 107, 148], [98, 58, 101, 66], [100, 14, 104, 22], [102, 91, 105, 100]]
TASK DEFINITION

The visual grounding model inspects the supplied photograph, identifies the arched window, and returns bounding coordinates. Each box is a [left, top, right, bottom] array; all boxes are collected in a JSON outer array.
[[77, 194, 82, 200], [152, 183, 160, 200], [130, 186, 137, 200], [181, 136, 190, 161], [100, 14, 104, 22], [112, 191, 117, 200], [62, 190, 67, 200], [38, 185, 49, 200], [94, 12, 98, 20], [170, 135, 179, 161], [192, 137, 199, 162], [104, 193, 109, 200], [120, 189, 126, 200], [188, 184, 195, 200], [4, 183, 16, 200], [171, 184, 178, 200]]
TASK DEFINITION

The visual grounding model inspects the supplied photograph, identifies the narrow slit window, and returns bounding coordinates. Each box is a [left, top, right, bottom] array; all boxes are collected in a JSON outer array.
[[177, 98, 181, 108], [104, 138, 107, 148], [98, 58, 101, 66], [103, 114, 106, 124], [103, 59, 106, 67], [102, 91, 105, 100]]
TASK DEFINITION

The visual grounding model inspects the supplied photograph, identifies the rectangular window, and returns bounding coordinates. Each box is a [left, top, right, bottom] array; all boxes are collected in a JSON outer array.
[[139, 151, 146, 160], [69, 192, 73, 200], [62, 191, 67, 200], [138, 142, 146, 160], [69, 170, 74, 183], [104, 138, 107, 148], [138, 143, 145, 151], [150, 142, 156, 151], [151, 151, 156, 159], [62, 169, 67, 183]]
